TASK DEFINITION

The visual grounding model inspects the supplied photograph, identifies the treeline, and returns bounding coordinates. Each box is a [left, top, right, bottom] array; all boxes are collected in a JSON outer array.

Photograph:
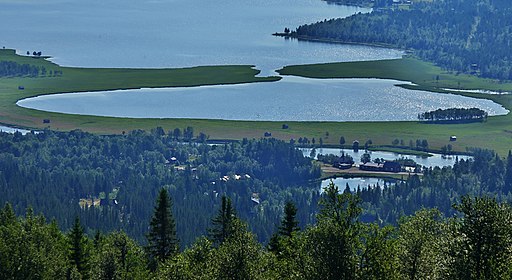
[[0, 61, 44, 77], [418, 107, 487, 122], [2, 128, 512, 247], [0, 129, 320, 246], [290, 0, 512, 80], [2, 184, 512, 279], [323, 0, 391, 8]]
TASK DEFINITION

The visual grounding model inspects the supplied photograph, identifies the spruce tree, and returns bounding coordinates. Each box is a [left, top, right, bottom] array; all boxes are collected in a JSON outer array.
[[147, 188, 179, 264], [269, 201, 300, 253], [68, 217, 90, 278], [209, 196, 237, 245], [278, 201, 300, 237]]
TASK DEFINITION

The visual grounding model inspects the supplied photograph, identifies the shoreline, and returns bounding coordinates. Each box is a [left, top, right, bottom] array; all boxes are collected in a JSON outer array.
[[3, 49, 512, 155], [272, 33, 404, 51]]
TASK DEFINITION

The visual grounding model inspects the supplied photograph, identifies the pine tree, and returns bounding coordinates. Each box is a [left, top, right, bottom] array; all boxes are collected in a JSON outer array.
[[209, 196, 237, 245], [147, 188, 179, 265]]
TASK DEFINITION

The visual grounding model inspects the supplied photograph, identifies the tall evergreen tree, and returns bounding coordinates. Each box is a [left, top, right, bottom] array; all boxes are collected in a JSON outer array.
[[278, 201, 300, 237], [147, 188, 179, 265], [68, 217, 90, 278], [209, 196, 237, 245], [268, 201, 300, 253]]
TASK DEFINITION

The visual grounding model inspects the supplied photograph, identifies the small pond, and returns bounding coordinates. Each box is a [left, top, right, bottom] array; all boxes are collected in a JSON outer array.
[[320, 177, 394, 192], [301, 147, 472, 168]]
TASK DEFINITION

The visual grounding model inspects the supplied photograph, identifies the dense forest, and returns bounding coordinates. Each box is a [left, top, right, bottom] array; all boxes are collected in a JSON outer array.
[[0, 129, 320, 246], [1, 128, 512, 248], [289, 0, 512, 80], [2, 185, 512, 279]]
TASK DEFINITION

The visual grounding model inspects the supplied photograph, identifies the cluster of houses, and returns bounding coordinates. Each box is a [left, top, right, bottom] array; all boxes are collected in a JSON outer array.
[[333, 160, 403, 173], [359, 161, 402, 173], [220, 174, 251, 182]]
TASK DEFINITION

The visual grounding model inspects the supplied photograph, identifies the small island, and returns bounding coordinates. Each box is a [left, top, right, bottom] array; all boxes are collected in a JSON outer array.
[[418, 108, 488, 123]]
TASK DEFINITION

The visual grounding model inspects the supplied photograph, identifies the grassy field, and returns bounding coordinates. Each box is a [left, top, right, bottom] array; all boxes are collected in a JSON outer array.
[[2, 49, 512, 156]]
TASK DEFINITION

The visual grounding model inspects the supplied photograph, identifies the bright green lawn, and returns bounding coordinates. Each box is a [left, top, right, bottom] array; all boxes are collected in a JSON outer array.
[[2, 49, 512, 156]]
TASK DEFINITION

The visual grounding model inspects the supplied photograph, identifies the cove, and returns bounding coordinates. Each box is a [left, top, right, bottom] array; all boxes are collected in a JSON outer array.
[[17, 77, 508, 121]]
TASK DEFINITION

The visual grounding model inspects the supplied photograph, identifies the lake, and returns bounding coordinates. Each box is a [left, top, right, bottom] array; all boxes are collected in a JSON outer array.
[[17, 77, 508, 121], [3, 0, 506, 121], [0, 0, 400, 76]]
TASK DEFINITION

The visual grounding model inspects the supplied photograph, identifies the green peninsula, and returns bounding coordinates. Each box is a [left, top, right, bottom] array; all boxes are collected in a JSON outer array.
[[3, 49, 512, 155]]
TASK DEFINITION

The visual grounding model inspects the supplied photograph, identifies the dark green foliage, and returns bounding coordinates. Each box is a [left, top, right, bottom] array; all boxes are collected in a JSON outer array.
[[0, 206, 68, 279], [278, 201, 299, 237], [268, 201, 300, 254], [68, 217, 90, 277], [2, 189, 512, 278], [208, 196, 237, 245], [358, 224, 398, 280], [90, 231, 148, 279], [397, 209, 447, 280], [449, 196, 512, 279], [212, 219, 265, 280], [0, 129, 320, 247], [304, 181, 362, 280], [418, 107, 487, 123], [147, 188, 179, 264]]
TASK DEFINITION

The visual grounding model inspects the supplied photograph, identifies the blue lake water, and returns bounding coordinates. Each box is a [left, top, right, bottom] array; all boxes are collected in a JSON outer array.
[[3, 0, 507, 121], [0, 0, 400, 76], [17, 77, 508, 120], [321, 177, 390, 191], [301, 147, 472, 168]]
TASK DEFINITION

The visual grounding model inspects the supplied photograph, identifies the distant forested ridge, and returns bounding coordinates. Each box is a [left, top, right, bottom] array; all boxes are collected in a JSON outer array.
[[290, 0, 512, 80]]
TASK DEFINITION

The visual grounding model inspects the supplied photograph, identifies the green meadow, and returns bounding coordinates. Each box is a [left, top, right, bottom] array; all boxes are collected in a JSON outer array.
[[2, 48, 512, 155]]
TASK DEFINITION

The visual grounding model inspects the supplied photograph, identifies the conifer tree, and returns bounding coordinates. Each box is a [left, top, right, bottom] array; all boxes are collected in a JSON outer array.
[[278, 201, 300, 237], [147, 188, 179, 265], [0, 203, 16, 226], [269, 201, 300, 253], [68, 217, 90, 278], [209, 196, 237, 245]]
